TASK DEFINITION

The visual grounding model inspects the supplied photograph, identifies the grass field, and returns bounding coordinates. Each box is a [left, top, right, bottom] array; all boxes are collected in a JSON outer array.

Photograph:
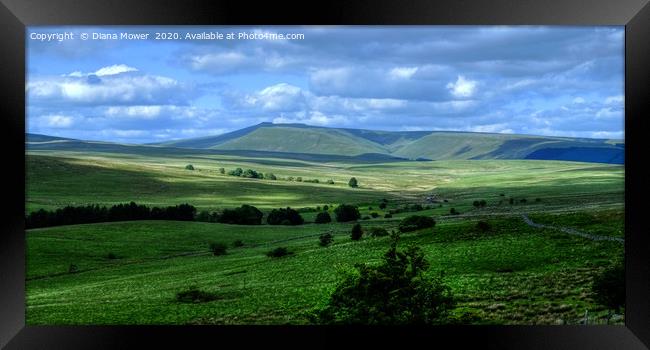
[[25, 149, 625, 325]]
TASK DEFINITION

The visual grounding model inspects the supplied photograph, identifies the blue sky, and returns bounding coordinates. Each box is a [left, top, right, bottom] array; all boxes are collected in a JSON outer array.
[[27, 26, 624, 143]]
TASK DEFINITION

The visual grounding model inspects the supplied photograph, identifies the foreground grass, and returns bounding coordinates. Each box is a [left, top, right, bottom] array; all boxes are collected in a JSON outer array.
[[26, 214, 623, 325]]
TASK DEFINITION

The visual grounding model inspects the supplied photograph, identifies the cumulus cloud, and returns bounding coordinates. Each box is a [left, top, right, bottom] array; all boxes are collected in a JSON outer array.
[[446, 75, 478, 98]]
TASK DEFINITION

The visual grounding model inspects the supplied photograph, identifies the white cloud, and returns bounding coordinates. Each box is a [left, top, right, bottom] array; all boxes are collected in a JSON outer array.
[[446, 75, 478, 98], [45, 114, 73, 128], [389, 67, 418, 79], [572, 97, 585, 104], [64, 64, 138, 77], [605, 95, 624, 105]]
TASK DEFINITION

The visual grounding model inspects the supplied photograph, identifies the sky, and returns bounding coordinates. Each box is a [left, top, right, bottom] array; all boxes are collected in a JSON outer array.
[[26, 26, 625, 144]]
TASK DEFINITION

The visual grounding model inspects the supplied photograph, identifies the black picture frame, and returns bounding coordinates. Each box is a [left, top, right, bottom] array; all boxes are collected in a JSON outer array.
[[1, 0, 649, 348]]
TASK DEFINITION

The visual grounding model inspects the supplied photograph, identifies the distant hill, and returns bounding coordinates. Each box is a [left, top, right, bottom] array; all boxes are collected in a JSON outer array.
[[27, 123, 624, 164], [149, 123, 624, 164]]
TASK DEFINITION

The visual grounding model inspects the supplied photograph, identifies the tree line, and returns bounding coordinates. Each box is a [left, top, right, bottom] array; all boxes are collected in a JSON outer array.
[[25, 202, 196, 229]]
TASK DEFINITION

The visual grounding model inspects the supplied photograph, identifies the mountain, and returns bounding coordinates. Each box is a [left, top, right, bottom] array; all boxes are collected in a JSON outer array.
[[27, 123, 625, 164], [150, 123, 624, 164]]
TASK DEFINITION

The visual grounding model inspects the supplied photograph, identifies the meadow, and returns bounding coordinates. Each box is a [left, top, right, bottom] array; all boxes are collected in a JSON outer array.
[[25, 149, 625, 325]]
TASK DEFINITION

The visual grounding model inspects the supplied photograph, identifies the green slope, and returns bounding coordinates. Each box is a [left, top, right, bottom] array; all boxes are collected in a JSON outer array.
[[212, 126, 389, 155]]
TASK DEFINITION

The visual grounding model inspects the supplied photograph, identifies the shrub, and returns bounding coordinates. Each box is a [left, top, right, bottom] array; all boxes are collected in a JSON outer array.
[[106, 252, 117, 260], [334, 204, 361, 222], [296, 177, 303, 182], [348, 177, 358, 188], [228, 167, 243, 176], [379, 202, 387, 209], [535, 198, 541, 202], [232, 239, 244, 247], [370, 212, 379, 218], [323, 205, 329, 211], [315, 211, 332, 224], [219, 167, 225, 174], [369, 227, 389, 237], [267, 247, 293, 258], [209, 242, 228, 256], [509, 198, 515, 205], [592, 261, 625, 312], [319, 232, 334, 247], [316, 234, 454, 324], [398, 215, 436, 233], [217, 205, 263, 225], [476, 221, 491, 232], [68, 264, 79, 273], [242, 169, 262, 179], [384, 213, 393, 219], [267, 207, 304, 225], [264, 173, 277, 180], [185, 164, 195, 170], [520, 198, 527, 204], [326, 179, 335, 184], [450, 208, 459, 215], [351, 223, 363, 240], [362, 216, 371, 220], [176, 286, 220, 303]]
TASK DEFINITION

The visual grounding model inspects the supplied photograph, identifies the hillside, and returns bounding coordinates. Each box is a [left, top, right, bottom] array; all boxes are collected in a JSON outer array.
[[150, 123, 625, 164], [28, 123, 625, 164]]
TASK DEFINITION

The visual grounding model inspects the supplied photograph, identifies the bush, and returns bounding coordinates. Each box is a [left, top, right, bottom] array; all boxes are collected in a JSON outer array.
[[323, 205, 329, 211], [264, 173, 277, 180], [267, 247, 293, 258], [228, 168, 243, 176], [509, 198, 515, 205], [348, 177, 358, 188], [267, 207, 304, 225], [369, 227, 389, 237], [520, 198, 527, 204], [106, 252, 117, 260], [592, 262, 625, 312], [384, 213, 393, 219], [398, 215, 436, 233], [370, 212, 379, 218], [296, 177, 303, 182], [362, 216, 371, 220], [476, 221, 491, 232], [185, 164, 195, 170], [217, 205, 263, 225], [326, 179, 335, 184], [535, 198, 541, 202], [334, 204, 361, 222], [351, 223, 363, 241], [68, 264, 79, 274], [319, 232, 334, 247], [219, 167, 225, 174], [242, 169, 263, 179], [232, 239, 244, 247], [315, 211, 332, 224], [379, 202, 387, 209], [316, 234, 454, 324], [450, 208, 459, 215], [176, 286, 220, 303], [209, 242, 228, 256]]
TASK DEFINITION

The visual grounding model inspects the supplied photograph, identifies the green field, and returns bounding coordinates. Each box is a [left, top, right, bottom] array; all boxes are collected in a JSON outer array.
[[25, 147, 625, 325]]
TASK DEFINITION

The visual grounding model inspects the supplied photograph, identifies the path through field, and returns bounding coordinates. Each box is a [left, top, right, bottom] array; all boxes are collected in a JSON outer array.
[[521, 214, 624, 243]]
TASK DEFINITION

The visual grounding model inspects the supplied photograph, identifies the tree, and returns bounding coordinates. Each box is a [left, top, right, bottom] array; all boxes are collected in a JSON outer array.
[[315, 211, 332, 224], [219, 167, 225, 174], [398, 215, 436, 233], [185, 164, 195, 170], [379, 202, 387, 210], [473, 200, 480, 208], [228, 168, 243, 176], [323, 205, 329, 211], [217, 205, 263, 225], [326, 179, 335, 184], [476, 220, 491, 232], [334, 204, 361, 222], [296, 177, 303, 182], [592, 261, 625, 312], [450, 208, 459, 215], [266, 247, 293, 258], [348, 177, 358, 188], [209, 242, 228, 256], [265, 173, 277, 180], [351, 223, 363, 241], [369, 227, 389, 237], [319, 232, 334, 247], [267, 207, 304, 225], [316, 233, 454, 324]]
